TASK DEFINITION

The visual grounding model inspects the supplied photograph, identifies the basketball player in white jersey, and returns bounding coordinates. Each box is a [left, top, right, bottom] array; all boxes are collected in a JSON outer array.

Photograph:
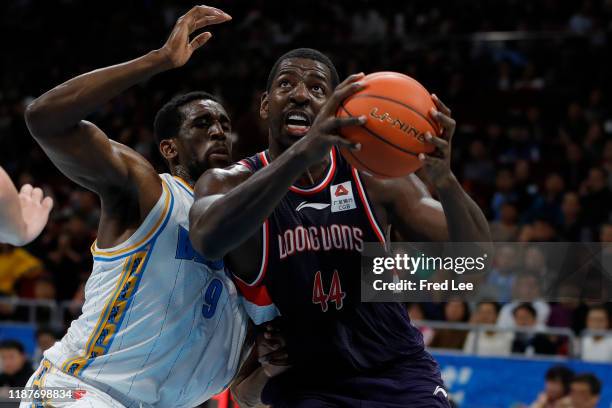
[[21, 5, 277, 408], [0, 166, 53, 246]]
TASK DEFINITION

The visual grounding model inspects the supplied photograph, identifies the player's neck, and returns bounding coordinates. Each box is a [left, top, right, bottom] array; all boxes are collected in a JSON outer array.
[[268, 142, 330, 187], [171, 165, 195, 187]]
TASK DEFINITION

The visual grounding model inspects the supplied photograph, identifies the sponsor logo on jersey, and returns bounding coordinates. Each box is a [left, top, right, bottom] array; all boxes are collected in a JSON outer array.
[[278, 224, 364, 259], [334, 185, 349, 196], [330, 181, 356, 213], [433, 386, 448, 399], [296, 201, 331, 211]]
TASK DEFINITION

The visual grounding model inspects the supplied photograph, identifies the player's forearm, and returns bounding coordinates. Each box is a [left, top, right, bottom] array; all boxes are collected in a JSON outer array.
[[434, 173, 491, 243], [25, 50, 171, 139], [230, 367, 270, 408], [0, 169, 27, 245], [191, 145, 311, 259]]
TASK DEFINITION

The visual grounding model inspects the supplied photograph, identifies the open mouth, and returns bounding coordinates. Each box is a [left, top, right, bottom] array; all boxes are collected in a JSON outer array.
[[284, 110, 312, 136]]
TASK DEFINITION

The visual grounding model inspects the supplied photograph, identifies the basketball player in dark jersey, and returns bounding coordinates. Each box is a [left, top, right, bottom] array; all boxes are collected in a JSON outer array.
[[190, 48, 491, 407]]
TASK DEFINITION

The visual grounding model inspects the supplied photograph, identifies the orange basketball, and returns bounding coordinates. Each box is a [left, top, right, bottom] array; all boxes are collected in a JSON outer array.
[[337, 72, 438, 178]]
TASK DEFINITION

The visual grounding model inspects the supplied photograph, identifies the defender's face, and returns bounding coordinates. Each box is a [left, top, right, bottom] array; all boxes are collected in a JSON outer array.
[[262, 57, 334, 147], [176, 99, 232, 177]]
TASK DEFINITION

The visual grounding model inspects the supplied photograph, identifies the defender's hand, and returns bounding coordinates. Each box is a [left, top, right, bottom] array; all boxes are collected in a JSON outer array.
[[418, 94, 456, 188], [257, 323, 290, 378], [298, 73, 367, 165], [18, 184, 53, 245], [159, 5, 231, 69]]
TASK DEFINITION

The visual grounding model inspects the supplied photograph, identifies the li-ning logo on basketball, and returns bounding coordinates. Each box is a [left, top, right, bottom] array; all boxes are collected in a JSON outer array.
[[370, 107, 427, 143]]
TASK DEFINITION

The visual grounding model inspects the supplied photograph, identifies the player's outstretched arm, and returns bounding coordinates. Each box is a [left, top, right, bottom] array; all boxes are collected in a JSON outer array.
[[0, 167, 53, 246], [24, 5, 230, 196], [190, 74, 366, 260]]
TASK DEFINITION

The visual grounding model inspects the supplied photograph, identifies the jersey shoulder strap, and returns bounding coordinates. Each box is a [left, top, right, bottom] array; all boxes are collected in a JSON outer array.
[[237, 151, 267, 173]]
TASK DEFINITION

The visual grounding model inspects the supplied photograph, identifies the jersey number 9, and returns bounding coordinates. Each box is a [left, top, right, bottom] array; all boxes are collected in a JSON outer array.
[[202, 278, 223, 318]]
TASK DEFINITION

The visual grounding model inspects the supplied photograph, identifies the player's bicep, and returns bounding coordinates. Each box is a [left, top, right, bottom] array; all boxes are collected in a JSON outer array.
[[34, 120, 130, 194]]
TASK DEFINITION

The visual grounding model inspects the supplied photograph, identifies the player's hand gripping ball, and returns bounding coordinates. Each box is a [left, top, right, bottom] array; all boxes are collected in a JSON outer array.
[[336, 72, 439, 178]]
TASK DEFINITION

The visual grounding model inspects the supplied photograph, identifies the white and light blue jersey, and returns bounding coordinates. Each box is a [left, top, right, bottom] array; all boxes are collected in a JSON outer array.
[[44, 173, 248, 408]]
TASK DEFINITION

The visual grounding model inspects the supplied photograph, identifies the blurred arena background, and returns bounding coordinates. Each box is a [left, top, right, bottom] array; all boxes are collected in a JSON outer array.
[[0, 0, 611, 407]]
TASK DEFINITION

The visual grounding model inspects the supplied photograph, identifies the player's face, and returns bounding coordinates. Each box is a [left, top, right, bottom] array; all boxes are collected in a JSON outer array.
[[262, 57, 333, 148], [176, 99, 232, 178]]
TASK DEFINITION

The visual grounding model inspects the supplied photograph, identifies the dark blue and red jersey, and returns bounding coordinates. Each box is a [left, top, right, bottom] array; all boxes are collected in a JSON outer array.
[[234, 148, 446, 405]]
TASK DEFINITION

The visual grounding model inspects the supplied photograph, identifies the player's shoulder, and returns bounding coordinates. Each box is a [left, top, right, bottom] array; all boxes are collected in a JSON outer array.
[[106, 139, 160, 186], [193, 162, 252, 197], [100, 140, 161, 212]]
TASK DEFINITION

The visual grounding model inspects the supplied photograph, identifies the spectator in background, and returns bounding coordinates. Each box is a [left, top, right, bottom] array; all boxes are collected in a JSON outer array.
[[46, 223, 90, 300], [526, 172, 565, 225], [580, 305, 612, 362], [548, 284, 582, 333], [30, 277, 57, 305], [489, 203, 520, 241], [430, 300, 470, 350], [601, 223, 612, 243], [486, 245, 520, 302], [560, 102, 587, 143], [523, 246, 549, 279], [519, 217, 558, 242], [564, 144, 588, 191], [491, 169, 518, 220], [513, 159, 537, 213], [602, 140, 612, 189], [498, 274, 551, 328], [406, 303, 434, 346], [0, 340, 33, 388], [560, 373, 602, 408], [559, 192, 585, 241], [0, 243, 44, 296], [530, 365, 574, 408], [463, 139, 495, 186], [463, 301, 512, 356], [580, 167, 612, 239], [28, 277, 58, 325], [32, 327, 58, 367], [511, 303, 556, 356]]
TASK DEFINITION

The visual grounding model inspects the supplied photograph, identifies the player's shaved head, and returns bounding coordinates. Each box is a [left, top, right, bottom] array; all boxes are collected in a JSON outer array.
[[267, 48, 339, 91], [154, 91, 220, 144]]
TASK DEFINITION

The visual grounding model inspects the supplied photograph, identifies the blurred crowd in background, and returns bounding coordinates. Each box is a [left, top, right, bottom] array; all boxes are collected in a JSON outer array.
[[0, 0, 612, 397]]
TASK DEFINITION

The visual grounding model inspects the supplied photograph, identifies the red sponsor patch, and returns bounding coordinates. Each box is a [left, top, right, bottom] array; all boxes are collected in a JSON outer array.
[[334, 185, 348, 197]]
